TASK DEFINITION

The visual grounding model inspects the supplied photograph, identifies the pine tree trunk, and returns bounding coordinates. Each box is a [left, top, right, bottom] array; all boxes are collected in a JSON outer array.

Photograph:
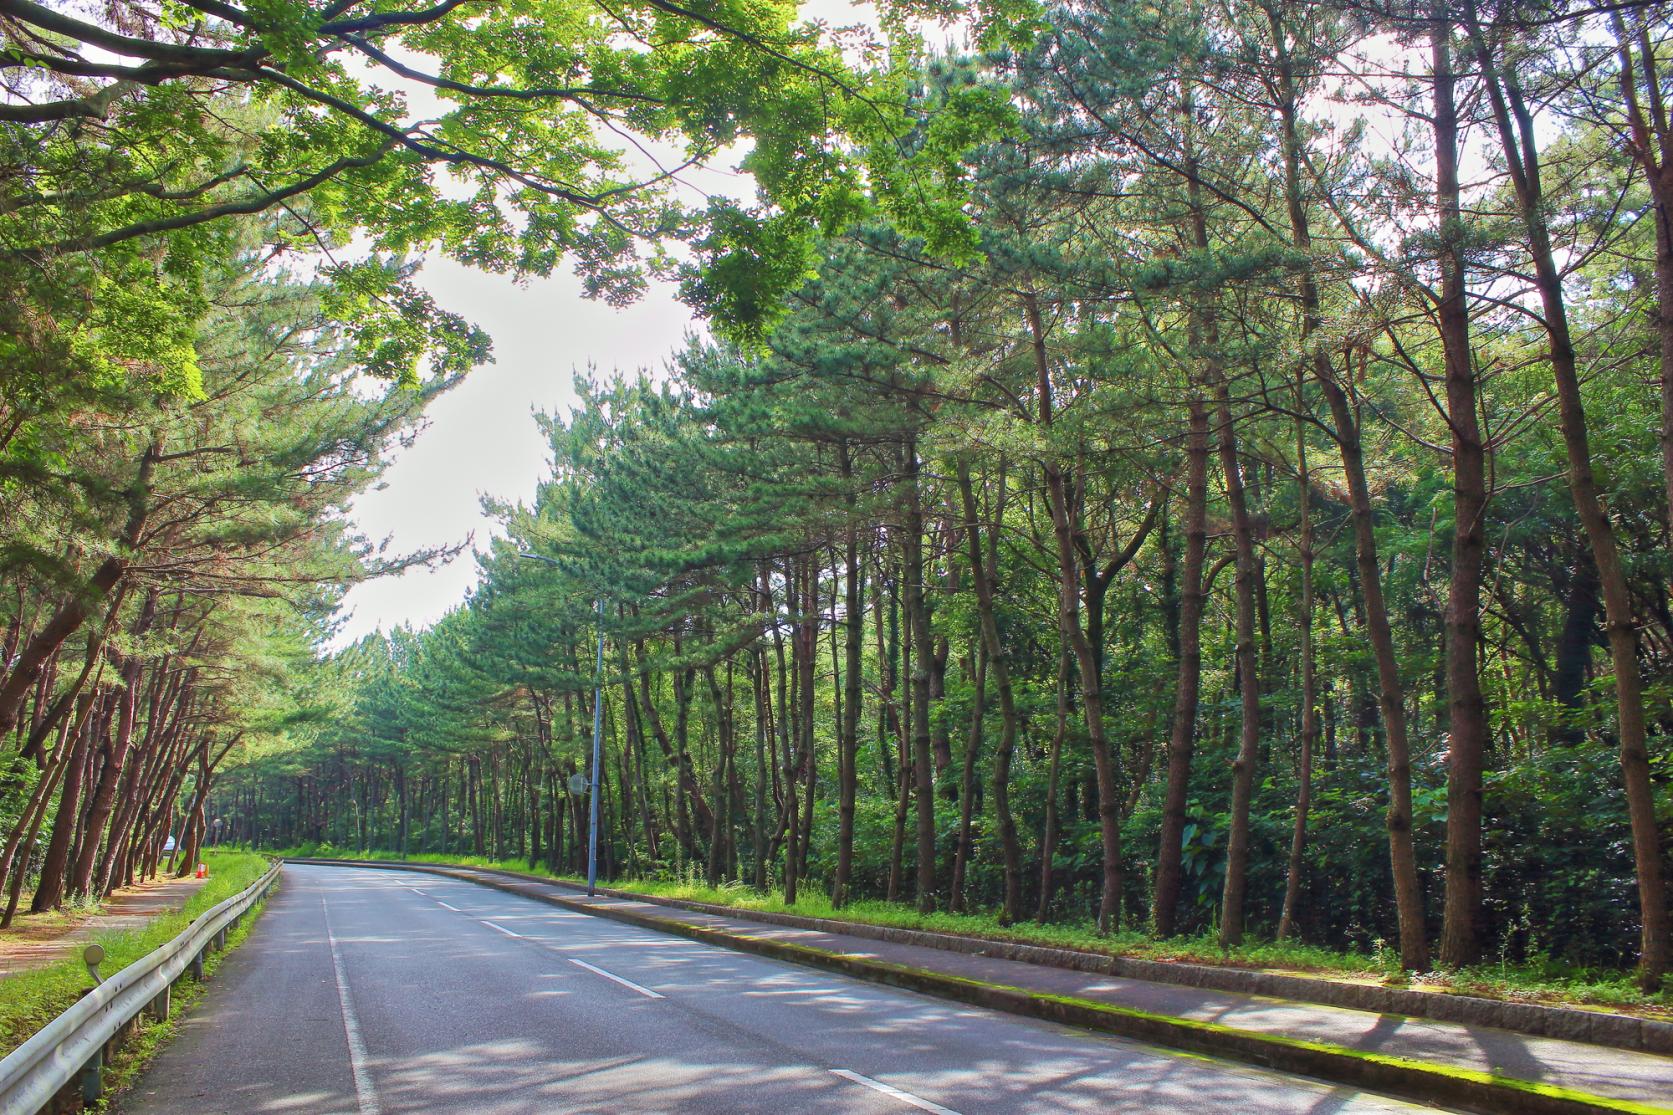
[[949, 645, 986, 914], [1037, 646, 1072, 923], [833, 448, 864, 906], [1212, 372, 1261, 949], [956, 460, 1022, 922], [1264, 7, 1429, 968], [470, 757, 484, 856], [780, 559, 801, 903], [1465, 9, 1668, 987], [1433, 16, 1490, 971], [71, 601, 158, 898], [1153, 398, 1209, 937], [1279, 405, 1317, 941], [797, 557, 818, 886], [97, 675, 185, 896], [30, 701, 97, 912], [752, 649, 769, 888], [1025, 291, 1123, 934], [1174, 153, 1260, 948], [903, 437, 938, 912]]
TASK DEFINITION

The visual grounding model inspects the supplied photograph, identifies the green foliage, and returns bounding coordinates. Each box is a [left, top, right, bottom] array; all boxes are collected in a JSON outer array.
[[0, 852, 272, 1058], [95, 0, 1673, 999]]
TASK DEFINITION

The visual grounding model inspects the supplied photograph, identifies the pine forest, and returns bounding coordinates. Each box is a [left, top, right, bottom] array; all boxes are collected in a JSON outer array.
[[4, 0, 1673, 1009]]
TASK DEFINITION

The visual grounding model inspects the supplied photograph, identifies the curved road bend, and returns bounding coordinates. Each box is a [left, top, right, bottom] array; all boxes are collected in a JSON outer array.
[[118, 864, 1442, 1114]]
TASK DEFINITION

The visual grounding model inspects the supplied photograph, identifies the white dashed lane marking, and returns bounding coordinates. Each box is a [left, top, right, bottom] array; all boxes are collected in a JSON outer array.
[[569, 957, 664, 998], [424, 890, 671, 1000], [831, 1070, 961, 1115]]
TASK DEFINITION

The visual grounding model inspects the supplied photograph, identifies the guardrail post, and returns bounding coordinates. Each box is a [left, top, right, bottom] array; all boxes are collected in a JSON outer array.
[[0, 862, 279, 1113], [78, 1047, 102, 1105]]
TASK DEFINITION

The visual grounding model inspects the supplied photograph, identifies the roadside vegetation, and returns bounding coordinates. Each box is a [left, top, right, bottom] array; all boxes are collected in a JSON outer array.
[[0, 852, 271, 1057], [219, 0, 1673, 1005], [89, 879, 273, 1112], [6, 0, 1673, 1045]]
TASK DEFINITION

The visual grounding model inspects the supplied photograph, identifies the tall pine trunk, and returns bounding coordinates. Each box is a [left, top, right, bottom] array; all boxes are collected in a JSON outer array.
[[1265, 16, 1429, 966], [1178, 154, 1260, 949], [1153, 398, 1209, 937], [902, 438, 938, 912], [1465, 6, 1668, 986], [1037, 645, 1072, 923], [833, 443, 864, 906], [957, 459, 1022, 922], [949, 644, 986, 913], [1211, 371, 1261, 949], [1025, 291, 1123, 934], [1433, 15, 1490, 971], [1279, 401, 1317, 941]]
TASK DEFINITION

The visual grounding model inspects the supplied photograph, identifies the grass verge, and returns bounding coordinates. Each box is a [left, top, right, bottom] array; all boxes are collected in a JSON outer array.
[[0, 851, 271, 1057], [271, 843, 1672, 1019], [91, 884, 272, 1111]]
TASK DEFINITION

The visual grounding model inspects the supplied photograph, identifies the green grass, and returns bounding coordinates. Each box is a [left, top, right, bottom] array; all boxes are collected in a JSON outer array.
[[92, 883, 273, 1110], [272, 843, 1673, 1018], [0, 850, 272, 1057]]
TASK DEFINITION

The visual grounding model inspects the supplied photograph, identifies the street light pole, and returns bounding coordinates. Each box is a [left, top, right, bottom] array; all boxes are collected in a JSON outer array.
[[518, 552, 605, 897], [587, 596, 604, 897]]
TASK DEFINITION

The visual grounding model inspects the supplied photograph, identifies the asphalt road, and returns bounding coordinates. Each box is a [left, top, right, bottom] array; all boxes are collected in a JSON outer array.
[[117, 864, 1442, 1114]]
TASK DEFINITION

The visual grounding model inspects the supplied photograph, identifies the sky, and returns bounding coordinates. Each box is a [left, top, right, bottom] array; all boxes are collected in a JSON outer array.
[[332, 1, 878, 647], [329, 258, 702, 645]]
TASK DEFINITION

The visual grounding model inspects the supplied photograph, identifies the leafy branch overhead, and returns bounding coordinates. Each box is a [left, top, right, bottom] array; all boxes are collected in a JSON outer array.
[[1, 0, 1027, 346]]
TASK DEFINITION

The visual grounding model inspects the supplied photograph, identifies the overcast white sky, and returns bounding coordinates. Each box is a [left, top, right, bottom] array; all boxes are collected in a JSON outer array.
[[332, 1, 877, 646], [331, 259, 699, 644]]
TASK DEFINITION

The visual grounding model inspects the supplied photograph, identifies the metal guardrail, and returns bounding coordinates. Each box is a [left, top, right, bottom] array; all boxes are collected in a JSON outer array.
[[0, 860, 281, 1115]]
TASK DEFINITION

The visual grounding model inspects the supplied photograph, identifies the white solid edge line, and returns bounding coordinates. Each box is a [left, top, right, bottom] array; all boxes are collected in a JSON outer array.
[[321, 899, 383, 1115], [480, 919, 523, 939], [569, 957, 665, 998], [830, 1069, 961, 1115]]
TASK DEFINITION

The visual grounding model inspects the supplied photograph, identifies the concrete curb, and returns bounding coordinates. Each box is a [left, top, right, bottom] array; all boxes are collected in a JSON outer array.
[[287, 859, 1669, 1115], [578, 885, 1673, 1057]]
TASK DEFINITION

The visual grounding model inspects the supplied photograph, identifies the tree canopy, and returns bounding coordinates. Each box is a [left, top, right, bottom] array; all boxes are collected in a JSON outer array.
[[5, 0, 1673, 1008]]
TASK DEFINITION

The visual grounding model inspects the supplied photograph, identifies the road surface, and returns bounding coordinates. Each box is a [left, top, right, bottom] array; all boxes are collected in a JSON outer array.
[[118, 864, 1442, 1114]]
